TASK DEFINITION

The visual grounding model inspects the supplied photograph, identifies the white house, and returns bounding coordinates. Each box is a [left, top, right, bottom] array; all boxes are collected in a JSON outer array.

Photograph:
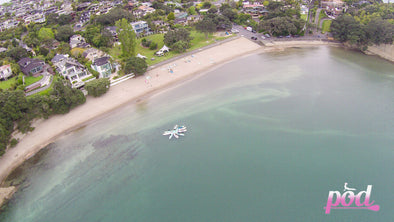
[[52, 54, 92, 87], [0, 64, 12, 80], [130, 21, 151, 35]]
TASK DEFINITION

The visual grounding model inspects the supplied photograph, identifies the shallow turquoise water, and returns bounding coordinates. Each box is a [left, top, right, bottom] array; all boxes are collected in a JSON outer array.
[[1, 46, 393, 221]]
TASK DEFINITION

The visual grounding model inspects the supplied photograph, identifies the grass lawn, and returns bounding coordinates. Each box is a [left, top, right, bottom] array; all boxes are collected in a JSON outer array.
[[322, 20, 332, 34], [33, 76, 56, 97], [318, 10, 328, 24], [0, 75, 43, 90], [25, 75, 43, 85], [109, 30, 233, 66], [301, 14, 308, 21]]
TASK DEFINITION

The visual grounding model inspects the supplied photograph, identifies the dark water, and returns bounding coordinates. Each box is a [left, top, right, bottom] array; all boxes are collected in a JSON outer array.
[[1, 46, 393, 222]]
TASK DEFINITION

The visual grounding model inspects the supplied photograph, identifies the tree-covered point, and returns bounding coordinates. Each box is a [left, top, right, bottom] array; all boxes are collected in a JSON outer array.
[[85, 78, 110, 97], [0, 79, 86, 156], [330, 3, 394, 47]]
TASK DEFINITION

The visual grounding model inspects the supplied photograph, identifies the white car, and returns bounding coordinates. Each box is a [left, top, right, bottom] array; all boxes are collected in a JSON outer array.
[[231, 29, 239, 33], [261, 36, 266, 39]]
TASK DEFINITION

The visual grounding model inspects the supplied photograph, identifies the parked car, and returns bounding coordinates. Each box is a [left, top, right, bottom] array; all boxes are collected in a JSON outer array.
[[265, 34, 270, 38], [252, 30, 257, 33], [246, 27, 253, 32], [294, 35, 300, 38], [231, 28, 239, 33], [278, 36, 283, 38], [251, 36, 258, 40], [261, 36, 266, 39]]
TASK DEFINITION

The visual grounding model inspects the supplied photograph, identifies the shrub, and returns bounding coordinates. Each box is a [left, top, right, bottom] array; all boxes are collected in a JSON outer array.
[[123, 57, 147, 76], [149, 41, 158, 50], [141, 38, 152, 47], [85, 78, 110, 97], [10, 138, 18, 147]]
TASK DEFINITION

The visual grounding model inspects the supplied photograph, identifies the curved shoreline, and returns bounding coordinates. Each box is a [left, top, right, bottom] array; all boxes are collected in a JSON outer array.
[[0, 38, 341, 204]]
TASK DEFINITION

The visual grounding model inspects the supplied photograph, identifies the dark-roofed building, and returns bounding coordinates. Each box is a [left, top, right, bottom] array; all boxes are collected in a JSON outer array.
[[18, 57, 45, 77], [91, 56, 112, 78]]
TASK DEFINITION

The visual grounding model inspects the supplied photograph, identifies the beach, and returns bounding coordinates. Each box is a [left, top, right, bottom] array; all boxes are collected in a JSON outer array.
[[0, 37, 259, 185], [0, 37, 342, 204]]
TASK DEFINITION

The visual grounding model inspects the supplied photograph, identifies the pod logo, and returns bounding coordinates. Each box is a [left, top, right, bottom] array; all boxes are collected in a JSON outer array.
[[324, 183, 380, 214]]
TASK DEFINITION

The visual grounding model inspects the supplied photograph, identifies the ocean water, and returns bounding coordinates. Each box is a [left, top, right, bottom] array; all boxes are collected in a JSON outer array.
[[1, 46, 393, 222]]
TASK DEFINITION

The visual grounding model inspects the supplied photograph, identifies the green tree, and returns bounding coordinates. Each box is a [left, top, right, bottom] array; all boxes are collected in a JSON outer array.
[[164, 28, 192, 47], [196, 18, 217, 39], [38, 28, 55, 41], [116, 18, 137, 58], [172, 40, 189, 53], [94, 7, 134, 26], [50, 79, 86, 114], [208, 6, 218, 14], [331, 15, 366, 45], [149, 41, 158, 50], [260, 17, 303, 36], [167, 12, 175, 21], [56, 42, 71, 54], [6, 47, 28, 62], [100, 29, 114, 48], [365, 17, 394, 45], [123, 57, 147, 76], [58, 14, 73, 26], [222, 8, 238, 22], [85, 78, 111, 97], [55, 25, 74, 42], [39, 47, 49, 57], [188, 6, 196, 15], [202, 1, 212, 9], [83, 25, 101, 45]]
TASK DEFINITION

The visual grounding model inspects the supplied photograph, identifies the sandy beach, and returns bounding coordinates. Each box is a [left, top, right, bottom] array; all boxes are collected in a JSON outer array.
[[0, 37, 343, 204]]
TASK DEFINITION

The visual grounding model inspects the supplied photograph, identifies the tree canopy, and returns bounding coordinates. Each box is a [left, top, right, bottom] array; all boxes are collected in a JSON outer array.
[[85, 78, 111, 97], [55, 25, 74, 42], [0, 79, 86, 156], [94, 8, 134, 26], [164, 28, 193, 48], [259, 17, 304, 36], [123, 57, 147, 76], [38, 28, 55, 41]]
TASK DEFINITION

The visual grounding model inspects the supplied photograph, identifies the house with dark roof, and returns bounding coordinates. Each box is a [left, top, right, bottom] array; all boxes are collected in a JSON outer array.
[[91, 56, 112, 78], [18, 57, 45, 77]]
